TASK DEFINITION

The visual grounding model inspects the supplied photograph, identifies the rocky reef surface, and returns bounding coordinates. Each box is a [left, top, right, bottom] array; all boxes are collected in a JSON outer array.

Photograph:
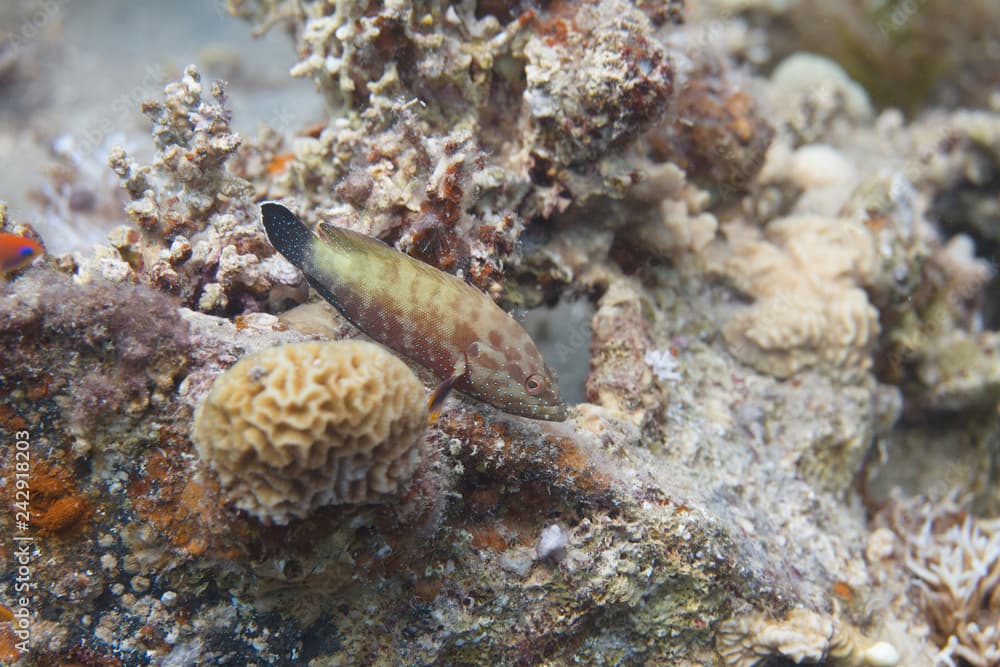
[[1, 1, 1000, 665]]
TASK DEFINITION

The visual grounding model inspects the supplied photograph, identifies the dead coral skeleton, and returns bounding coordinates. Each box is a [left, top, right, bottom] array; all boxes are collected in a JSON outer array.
[[893, 495, 1000, 667], [110, 64, 254, 240]]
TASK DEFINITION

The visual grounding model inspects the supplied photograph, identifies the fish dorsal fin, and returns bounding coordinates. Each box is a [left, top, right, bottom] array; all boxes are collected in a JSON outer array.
[[316, 221, 483, 297], [317, 222, 389, 254]]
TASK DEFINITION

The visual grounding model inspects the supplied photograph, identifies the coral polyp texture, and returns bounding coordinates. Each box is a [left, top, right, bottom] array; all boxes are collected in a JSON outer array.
[[717, 607, 900, 667], [192, 341, 427, 524]]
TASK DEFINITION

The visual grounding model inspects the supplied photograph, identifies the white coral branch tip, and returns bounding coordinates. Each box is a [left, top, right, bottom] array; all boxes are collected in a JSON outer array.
[[862, 641, 900, 667]]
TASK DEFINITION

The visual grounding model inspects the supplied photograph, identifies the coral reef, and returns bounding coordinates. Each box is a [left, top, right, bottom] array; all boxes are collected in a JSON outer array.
[[522, 1, 673, 165], [192, 341, 427, 524], [104, 65, 303, 315], [4, 1, 1000, 665], [232, 0, 687, 300], [707, 214, 880, 380]]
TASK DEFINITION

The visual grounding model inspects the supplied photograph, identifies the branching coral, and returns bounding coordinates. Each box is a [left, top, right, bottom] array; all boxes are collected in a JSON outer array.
[[101, 65, 303, 314], [110, 65, 253, 240], [192, 341, 427, 524], [889, 496, 1000, 667]]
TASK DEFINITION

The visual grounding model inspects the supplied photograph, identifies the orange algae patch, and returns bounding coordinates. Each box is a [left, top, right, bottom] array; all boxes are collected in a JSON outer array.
[[128, 439, 247, 560], [0, 624, 20, 663], [470, 525, 507, 552], [25, 375, 53, 401], [0, 404, 28, 432], [30, 462, 91, 535], [267, 152, 295, 175], [832, 580, 854, 602]]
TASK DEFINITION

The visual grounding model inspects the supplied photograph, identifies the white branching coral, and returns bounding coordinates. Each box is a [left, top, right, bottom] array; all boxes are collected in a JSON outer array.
[[707, 214, 880, 379], [897, 496, 1000, 667]]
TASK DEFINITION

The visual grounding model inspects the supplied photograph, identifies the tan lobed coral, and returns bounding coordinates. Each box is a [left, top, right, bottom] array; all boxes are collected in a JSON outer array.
[[192, 340, 427, 524], [717, 607, 900, 667], [707, 214, 880, 380]]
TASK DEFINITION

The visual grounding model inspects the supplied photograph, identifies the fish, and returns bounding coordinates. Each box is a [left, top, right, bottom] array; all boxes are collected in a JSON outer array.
[[261, 202, 568, 422], [0, 233, 43, 276]]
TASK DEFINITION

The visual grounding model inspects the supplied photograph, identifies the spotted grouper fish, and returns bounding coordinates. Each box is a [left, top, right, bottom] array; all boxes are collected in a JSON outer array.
[[261, 202, 567, 421]]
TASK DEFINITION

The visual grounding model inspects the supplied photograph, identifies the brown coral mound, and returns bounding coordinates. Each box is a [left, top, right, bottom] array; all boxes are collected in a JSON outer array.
[[192, 341, 427, 524]]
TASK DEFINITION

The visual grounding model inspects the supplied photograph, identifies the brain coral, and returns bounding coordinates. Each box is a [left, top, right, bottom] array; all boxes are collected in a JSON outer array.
[[192, 341, 427, 524]]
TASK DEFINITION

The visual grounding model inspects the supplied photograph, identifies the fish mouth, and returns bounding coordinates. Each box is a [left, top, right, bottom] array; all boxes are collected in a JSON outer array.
[[523, 402, 569, 422]]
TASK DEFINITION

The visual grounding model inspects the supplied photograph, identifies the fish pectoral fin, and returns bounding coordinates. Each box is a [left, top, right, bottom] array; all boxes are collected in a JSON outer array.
[[427, 373, 461, 425], [427, 348, 474, 425]]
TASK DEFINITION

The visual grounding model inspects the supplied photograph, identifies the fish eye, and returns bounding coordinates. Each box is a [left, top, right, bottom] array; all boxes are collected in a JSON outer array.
[[20, 246, 34, 257], [524, 374, 545, 395]]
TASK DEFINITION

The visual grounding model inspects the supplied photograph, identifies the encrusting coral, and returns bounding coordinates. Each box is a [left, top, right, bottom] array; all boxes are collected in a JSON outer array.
[[192, 340, 427, 524]]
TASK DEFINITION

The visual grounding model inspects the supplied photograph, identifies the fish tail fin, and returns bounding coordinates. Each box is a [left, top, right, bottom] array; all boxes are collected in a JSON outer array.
[[261, 202, 313, 268]]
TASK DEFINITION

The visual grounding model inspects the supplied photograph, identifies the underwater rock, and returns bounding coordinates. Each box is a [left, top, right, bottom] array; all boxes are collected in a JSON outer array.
[[523, 0, 673, 165]]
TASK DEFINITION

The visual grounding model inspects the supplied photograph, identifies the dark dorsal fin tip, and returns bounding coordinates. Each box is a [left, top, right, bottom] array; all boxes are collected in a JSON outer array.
[[260, 202, 313, 268]]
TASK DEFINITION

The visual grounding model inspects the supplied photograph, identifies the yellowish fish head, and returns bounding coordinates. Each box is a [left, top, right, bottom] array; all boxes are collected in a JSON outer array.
[[463, 342, 568, 421]]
